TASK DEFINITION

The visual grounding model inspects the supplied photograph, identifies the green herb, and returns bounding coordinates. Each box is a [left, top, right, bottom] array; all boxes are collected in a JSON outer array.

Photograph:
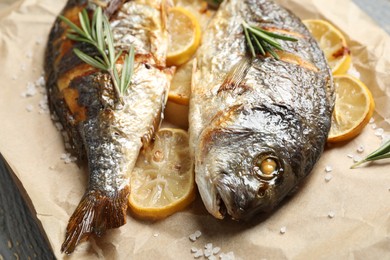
[[242, 21, 298, 59], [206, 0, 223, 8], [351, 139, 390, 168], [59, 7, 135, 104]]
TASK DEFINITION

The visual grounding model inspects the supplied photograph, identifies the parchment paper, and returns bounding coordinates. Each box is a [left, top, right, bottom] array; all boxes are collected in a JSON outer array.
[[0, 0, 389, 259]]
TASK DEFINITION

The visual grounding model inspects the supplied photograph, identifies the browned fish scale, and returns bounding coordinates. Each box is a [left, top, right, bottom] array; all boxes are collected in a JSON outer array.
[[45, 0, 172, 254], [189, 0, 334, 220]]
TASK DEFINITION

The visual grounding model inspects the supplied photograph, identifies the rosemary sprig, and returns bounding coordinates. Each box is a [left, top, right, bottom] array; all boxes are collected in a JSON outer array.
[[242, 21, 298, 59], [59, 7, 135, 104], [351, 139, 390, 168]]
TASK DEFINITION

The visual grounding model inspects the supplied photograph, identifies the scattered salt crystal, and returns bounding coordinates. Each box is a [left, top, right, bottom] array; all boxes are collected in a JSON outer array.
[[357, 145, 364, 153], [153, 233, 159, 237], [35, 76, 46, 87], [208, 255, 217, 260], [213, 247, 221, 254], [64, 157, 72, 164], [325, 165, 332, 172], [369, 117, 375, 124], [193, 249, 203, 258], [328, 211, 335, 218], [39, 98, 49, 111], [189, 234, 197, 242], [191, 247, 198, 253], [194, 230, 202, 238], [60, 153, 68, 160], [220, 252, 235, 260], [347, 154, 354, 159], [280, 226, 287, 234], [204, 243, 213, 257], [371, 123, 377, 130], [25, 104, 34, 112], [205, 243, 213, 250], [375, 128, 384, 137], [24, 82, 37, 97], [353, 155, 362, 163], [325, 174, 333, 182]]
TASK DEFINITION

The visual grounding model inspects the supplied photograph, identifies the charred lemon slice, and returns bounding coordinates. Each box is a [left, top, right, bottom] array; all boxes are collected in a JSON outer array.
[[166, 7, 201, 67], [129, 128, 195, 220], [303, 19, 351, 75], [328, 75, 375, 143]]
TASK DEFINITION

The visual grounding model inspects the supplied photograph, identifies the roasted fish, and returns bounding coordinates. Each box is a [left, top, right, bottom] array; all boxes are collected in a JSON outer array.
[[189, 0, 334, 220], [45, 0, 172, 253]]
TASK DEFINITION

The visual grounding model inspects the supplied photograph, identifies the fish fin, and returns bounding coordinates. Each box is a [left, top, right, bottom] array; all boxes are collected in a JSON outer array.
[[61, 187, 130, 254], [141, 89, 167, 151], [217, 57, 252, 94]]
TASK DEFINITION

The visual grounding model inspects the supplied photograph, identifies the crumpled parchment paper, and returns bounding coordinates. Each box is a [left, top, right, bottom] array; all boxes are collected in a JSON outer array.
[[0, 0, 389, 259]]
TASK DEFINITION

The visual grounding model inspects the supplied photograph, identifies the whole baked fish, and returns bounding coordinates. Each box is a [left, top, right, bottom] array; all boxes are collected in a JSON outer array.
[[45, 0, 172, 253], [189, 0, 334, 220]]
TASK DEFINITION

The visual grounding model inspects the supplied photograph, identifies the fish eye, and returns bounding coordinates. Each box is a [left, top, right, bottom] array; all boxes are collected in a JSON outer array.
[[253, 155, 282, 181]]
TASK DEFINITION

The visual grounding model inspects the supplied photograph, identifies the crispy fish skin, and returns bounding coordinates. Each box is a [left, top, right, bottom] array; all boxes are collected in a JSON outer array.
[[189, 0, 334, 220], [45, 0, 172, 254]]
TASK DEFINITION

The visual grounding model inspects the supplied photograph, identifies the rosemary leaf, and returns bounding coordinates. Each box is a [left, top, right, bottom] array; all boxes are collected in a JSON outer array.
[[351, 139, 390, 168], [252, 35, 265, 56], [243, 26, 256, 57], [95, 7, 104, 52], [59, 15, 87, 38], [242, 20, 297, 58], [79, 12, 91, 39], [66, 34, 94, 45], [103, 15, 116, 68], [73, 49, 107, 70], [253, 27, 298, 42]]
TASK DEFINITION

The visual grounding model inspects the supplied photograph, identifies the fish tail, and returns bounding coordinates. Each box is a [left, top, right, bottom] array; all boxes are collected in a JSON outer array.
[[61, 187, 130, 254]]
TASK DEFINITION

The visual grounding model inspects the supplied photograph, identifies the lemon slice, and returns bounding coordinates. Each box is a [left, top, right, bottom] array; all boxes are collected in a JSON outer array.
[[303, 19, 351, 75], [129, 128, 195, 220], [168, 60, 193, 106], [166, 7, 201, 67], [328, 75, 375, 143]]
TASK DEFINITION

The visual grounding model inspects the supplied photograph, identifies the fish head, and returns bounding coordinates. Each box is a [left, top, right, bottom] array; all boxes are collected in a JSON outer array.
[[197, 103, 304, 220]]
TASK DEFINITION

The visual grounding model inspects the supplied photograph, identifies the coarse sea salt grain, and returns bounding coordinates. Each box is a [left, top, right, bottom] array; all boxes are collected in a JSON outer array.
[[26, 104, 34, 112], [353, 155, 362, 163], [325, 165, 332, 172], [369, 117, 375, 124], [328, 211, 335, 218], [153, 233, 159, 237], [375, 128, 384, 137], [347, 154, 354, 159], [357, 145, 364, 153], [191, 247, 198, 253], [208, 255, 217, 260], [23, 82, 37, 97], [220, 252, 235, 260], [193, 249, 203, 258], [280, 226, 287, 234], [371, 123, 377, 130], [325, 174, 333, 182]]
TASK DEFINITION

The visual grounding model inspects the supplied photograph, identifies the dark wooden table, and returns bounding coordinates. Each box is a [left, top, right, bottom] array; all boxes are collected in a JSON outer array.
[[0, 0, 389, 259]]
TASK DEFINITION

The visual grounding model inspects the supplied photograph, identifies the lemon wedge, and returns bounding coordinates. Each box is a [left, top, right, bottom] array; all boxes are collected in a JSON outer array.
[[328, 75, 375, 143], [166, 7, 201, 67], [303, 19, 351, 75], [129, 128, 195, 220]]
